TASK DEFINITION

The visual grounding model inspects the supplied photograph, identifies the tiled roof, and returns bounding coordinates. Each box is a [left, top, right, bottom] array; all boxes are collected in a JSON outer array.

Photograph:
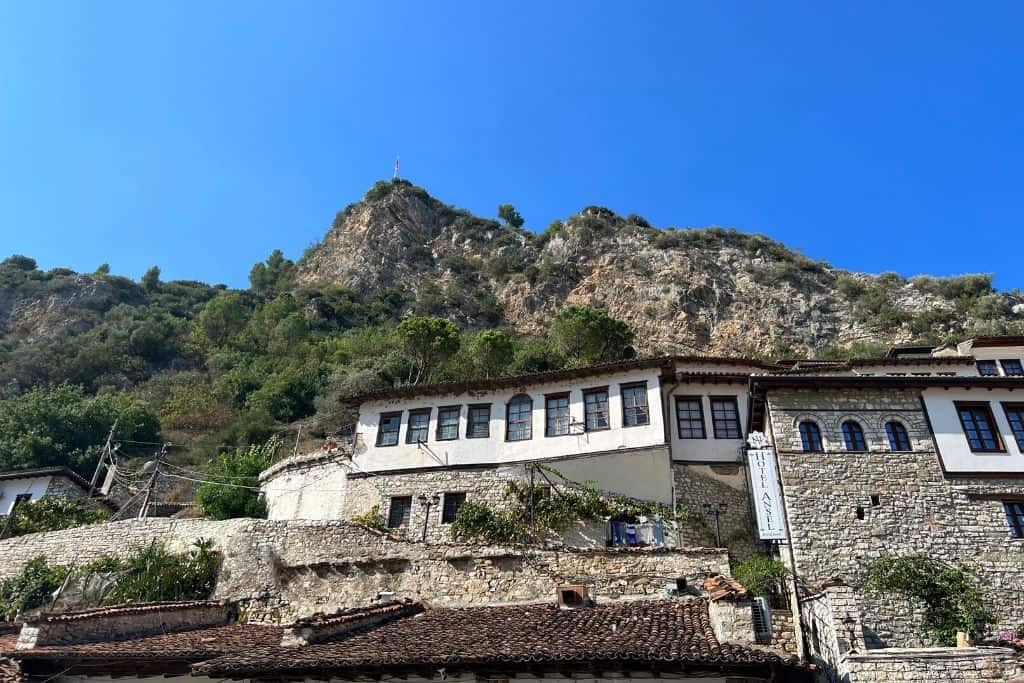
[[702, 574, 750, 602], [197, 599, 808, 678], [33, 600, 229, 623], [7, 624, 282, 662], [0, 660, 19, 683]]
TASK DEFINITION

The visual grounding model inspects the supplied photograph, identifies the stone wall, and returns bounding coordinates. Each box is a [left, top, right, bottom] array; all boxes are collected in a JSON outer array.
[[843, 648, 1024, 682], [42, 477, 89, 501], [707, 599, 757, 645], [671, 463, 758, 557], [799, 585, 866, 677], [770, 608, 798, 655], [342, 466, 517, 543], [0, 518, 730, 623], [768, 387, 1024, 648]]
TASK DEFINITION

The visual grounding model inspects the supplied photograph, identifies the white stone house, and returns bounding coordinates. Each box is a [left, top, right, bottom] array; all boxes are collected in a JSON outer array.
[[0, 467, 110, 517], [263, 356, 771, 545]]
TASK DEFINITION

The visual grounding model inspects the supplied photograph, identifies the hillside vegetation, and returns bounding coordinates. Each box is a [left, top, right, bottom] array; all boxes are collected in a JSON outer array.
[[0, 179, 1021, 481]]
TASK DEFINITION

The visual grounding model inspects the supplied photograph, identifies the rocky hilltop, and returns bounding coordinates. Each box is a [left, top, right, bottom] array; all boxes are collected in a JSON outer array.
[[298, 180, 1023, 355]]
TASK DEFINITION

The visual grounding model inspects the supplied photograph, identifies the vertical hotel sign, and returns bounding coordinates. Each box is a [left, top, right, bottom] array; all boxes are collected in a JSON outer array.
[[746, 432, 787, 540]]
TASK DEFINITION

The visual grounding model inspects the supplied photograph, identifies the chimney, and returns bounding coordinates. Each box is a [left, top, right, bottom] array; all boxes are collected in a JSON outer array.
[[556, 585, 590, 609]]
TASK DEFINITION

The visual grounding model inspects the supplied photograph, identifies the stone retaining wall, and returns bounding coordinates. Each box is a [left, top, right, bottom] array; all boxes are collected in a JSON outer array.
[[0, 518, 730, 623], [843, 648, 1024, 682]]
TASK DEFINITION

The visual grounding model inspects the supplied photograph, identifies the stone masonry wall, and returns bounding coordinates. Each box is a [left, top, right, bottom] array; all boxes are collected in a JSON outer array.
[[672, 463, 758, 558], [0, 518, 729, 623], [42, 477, 88, 501], [842, 648, 1024, 682], [768, 388, 1024, 649], [342, 466, 517, 543]]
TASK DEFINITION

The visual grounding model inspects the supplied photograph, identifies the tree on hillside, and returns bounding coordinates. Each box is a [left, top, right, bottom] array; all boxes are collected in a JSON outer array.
[[497, 204, 524, 228], [249, 250, 296, 298], [547, 305, 636, 367], [0, 384, 160, 476], [196, 438, 279, 520], [466, 329, 515, 378], [199, 293, 249, 346], [95, 263, 111, 275], [397, 316, 460, 384], [141, 266, 161, 292]]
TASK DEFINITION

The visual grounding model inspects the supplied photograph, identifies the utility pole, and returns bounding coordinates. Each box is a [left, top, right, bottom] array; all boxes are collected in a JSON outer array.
[[138, 443, 167, 519], [89, 418, 118, 495]]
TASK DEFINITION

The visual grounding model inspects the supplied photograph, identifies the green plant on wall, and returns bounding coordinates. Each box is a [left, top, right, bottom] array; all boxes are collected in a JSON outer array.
[[0, 498, 108, 539], [732, 554, 789, 607], [450, 465, 684, 544], [0, 541, 219, 621], [863, 554, 995, 645], [0, 557, 69, 620], [351, 504, 386, 531]]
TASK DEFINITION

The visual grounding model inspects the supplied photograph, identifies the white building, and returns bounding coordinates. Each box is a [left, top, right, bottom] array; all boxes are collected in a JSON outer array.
[[0, 467, 106, 516]]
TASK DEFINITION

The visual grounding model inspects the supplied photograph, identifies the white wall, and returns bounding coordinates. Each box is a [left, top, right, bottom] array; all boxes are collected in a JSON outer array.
[[922, 387, 1024, 473], [666, 382, 748, 463], [851, 362, 977, 377], [0, 476, 52, 515], [262, 460, 349, 520], [354, 368, 665, 471], [967, 345, 1024, 374]]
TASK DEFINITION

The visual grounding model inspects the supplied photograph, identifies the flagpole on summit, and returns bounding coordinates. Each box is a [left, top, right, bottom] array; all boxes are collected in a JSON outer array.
[[393, 155, 400, 180]]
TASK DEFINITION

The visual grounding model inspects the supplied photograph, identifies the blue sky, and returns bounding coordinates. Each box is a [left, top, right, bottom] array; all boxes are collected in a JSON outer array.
[[1, 2, 1021, 290]]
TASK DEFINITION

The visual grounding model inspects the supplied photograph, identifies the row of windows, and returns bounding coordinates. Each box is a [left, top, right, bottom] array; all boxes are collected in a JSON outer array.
[[675, 396, 742, 440], [955, 401, 1024, 453], [797, 419, 912, 453], [796, 402, 1024, 454], [977, 359, 1024, 377], [375, 383, 651, 447], [386, 492, 466, 528]]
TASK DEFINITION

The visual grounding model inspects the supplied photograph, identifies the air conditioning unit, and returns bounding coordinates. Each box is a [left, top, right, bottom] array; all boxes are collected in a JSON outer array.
[[752, 596, 773, 642]]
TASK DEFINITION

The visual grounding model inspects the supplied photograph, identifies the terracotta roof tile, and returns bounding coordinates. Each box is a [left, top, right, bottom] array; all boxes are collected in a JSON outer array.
[[33, 599, 229, 623], [7, 624, 281, 662], [0, 659, 20, 683], [701, 574, 750, 602], [197, 599, 807, 678]]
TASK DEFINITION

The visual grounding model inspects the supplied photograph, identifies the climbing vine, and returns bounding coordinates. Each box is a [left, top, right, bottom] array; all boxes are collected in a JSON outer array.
[[863, 554, 995, 645], [450, 465, 684, 544]]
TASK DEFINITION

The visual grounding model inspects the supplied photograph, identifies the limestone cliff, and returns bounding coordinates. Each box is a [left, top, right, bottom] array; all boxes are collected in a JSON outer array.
[[297, 180, 1024, 355]]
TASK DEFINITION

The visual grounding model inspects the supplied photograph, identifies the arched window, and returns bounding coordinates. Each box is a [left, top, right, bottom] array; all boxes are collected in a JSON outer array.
[[842, 420, 867, 452], [799, 421, 823, 453], [506, 394, 533, 441], [885, 421, 911, 452]]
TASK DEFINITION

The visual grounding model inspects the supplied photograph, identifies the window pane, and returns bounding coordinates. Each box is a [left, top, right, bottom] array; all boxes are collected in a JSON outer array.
[[710, 398, 741, 439], [1004, 405, 1024, 450], [467, 406, 491, 438], [799, 422, 822, 452], [1001, 359, 1024, 377], [958, 405, 1000, 451], [1004, 502, 1024, 538], [387, 497, 412, 528], [584, 390, 609, 431], [622, 384, 649, 426], [546, 395, 570, 436], [676, 398, 705, 439], [977, 360, 999, 376], [842, 421, 866, 451], [885, 422, 911, 452], [436, 407, 460, 441], [406, 410, 431, 444], [377, 414, 401, 446], [507, 396, 532, 441], [442, 492, 466, 524]]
